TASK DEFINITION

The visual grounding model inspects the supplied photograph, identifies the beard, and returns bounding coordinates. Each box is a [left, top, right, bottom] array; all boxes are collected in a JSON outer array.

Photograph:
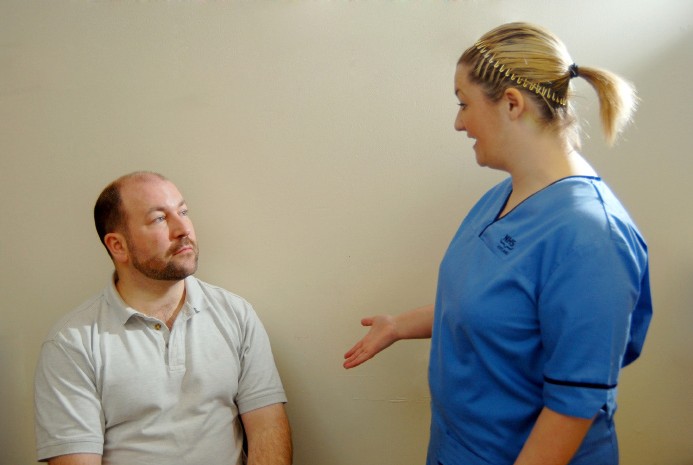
[[127, 236, 199, 281]]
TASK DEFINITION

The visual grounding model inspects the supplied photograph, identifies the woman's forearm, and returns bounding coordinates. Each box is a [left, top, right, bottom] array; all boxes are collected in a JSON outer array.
[[514, 407, 594, 465]]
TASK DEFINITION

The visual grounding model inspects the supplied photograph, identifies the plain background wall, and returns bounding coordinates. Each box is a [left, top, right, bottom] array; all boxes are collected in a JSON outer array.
[[1, 1, 692, 464]]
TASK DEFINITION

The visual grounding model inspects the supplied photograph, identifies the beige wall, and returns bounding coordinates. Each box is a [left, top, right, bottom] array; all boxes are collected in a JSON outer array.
[[1, 1, 692, 464]]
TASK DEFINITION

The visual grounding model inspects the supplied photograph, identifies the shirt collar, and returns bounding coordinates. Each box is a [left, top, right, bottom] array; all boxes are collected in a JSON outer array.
[[106, 274, 203, 326]]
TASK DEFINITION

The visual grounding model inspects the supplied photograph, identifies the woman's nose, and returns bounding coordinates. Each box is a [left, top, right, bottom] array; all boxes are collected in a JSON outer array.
[[454, 114, 466, 132]]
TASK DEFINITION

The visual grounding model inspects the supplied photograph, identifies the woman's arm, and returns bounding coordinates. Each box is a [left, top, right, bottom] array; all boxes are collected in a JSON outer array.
[[513, 407, 593, 465], [343, 304, 434, 369]]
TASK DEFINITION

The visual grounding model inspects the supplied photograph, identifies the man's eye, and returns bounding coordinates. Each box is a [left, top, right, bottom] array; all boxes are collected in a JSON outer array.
[[180, 209, 189, 216], [154, 216, 166, 223]]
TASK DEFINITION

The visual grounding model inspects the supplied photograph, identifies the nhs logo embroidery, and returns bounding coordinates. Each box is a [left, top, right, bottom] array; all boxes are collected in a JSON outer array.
[[497, 234, 516, 255]]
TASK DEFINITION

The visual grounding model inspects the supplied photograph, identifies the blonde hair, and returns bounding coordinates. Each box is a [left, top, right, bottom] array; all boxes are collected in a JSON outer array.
[[458, 22, 637, 147]]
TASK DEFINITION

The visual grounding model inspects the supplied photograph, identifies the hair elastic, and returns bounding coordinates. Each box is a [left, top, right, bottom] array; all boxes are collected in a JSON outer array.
[[569, 63, 579, 79]]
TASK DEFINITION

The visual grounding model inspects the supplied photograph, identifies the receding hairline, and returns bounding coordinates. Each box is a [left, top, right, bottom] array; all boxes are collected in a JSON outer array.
[[113, 171, 169, 188], [115, 171, 181, 218], [93, 171, 172, 250]]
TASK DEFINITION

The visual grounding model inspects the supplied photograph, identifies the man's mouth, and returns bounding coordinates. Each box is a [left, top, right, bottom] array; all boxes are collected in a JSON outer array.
[[171, 240, 195, 255]]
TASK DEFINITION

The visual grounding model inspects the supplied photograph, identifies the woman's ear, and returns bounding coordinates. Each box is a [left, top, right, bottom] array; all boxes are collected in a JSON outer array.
[[502, 87, 526, 120], [105, 232, 128, 264]]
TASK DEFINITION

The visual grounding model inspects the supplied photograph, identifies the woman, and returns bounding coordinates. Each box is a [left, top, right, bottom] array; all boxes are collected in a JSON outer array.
[[343, 22, 652, 465]]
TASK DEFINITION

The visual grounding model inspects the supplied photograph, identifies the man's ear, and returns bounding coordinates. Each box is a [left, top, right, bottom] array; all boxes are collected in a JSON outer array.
[[503, 87, 526, 120], [104, 232, 128, 264]]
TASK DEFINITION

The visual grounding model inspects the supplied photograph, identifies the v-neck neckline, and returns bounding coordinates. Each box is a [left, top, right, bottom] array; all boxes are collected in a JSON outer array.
[[497, 175, 600, 220], [479, 175, 601, 237]]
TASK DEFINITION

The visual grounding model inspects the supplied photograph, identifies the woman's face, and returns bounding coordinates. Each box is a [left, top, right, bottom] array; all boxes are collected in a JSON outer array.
[[453, 64, 508, 169]]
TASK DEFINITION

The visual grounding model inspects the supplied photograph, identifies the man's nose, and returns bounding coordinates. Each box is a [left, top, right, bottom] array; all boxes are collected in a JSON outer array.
[[170, 215, 192, 238]]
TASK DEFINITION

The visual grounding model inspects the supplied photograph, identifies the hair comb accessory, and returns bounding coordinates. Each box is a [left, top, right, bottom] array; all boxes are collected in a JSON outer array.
[[569, 63, 579, 79], [473, 41, 568, 106]]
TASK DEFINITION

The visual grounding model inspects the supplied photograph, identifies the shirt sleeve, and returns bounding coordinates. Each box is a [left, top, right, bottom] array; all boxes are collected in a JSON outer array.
[[537, 236, 651, 419], [234, 300, 287, 414], [34, 338, 105, 461]]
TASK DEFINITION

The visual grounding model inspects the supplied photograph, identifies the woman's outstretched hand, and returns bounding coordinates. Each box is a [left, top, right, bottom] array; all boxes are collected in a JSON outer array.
[[343, 315, 399, 369], [343, 305, 434, 369]]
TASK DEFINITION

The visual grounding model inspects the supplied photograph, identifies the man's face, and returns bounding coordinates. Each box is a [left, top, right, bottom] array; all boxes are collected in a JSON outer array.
[[119, 176, 199, 281]]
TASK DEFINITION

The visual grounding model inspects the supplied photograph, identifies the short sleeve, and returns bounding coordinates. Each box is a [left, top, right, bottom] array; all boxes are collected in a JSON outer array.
[[235, 301, 287, 414], [538, 237, 651, 419], [34, 339, 104, 461]]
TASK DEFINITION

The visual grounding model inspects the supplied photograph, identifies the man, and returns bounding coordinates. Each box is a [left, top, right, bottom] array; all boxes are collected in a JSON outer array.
[[34, 171, 292, 465]]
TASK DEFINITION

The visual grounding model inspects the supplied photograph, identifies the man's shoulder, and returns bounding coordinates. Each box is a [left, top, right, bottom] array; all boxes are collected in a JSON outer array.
[[187, 277, 254, 315], [189, 277, 247, 302], [43, 289, 113, 343]]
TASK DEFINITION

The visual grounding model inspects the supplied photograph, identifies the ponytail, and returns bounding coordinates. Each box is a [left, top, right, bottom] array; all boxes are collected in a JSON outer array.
[[576, 67, 637, 145]]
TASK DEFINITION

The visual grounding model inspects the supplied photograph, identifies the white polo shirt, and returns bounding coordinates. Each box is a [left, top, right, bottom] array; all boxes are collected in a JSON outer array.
[[35, 276, 287, 464]]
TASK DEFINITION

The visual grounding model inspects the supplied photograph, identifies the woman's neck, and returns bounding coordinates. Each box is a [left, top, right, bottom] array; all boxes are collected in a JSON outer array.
[[500, 137, 597, 217]]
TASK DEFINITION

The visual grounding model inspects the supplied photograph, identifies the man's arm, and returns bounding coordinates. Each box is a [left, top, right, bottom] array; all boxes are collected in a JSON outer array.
[[241, 403, 292, 465], [48, 454, 102, 465]]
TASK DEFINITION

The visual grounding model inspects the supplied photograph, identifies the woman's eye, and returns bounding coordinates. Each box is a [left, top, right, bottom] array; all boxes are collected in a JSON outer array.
[[457, 102, 467, 109]]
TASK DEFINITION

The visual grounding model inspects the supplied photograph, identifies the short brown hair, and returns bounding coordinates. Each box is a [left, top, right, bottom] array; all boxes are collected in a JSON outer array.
[[93, 171, 168, 255]]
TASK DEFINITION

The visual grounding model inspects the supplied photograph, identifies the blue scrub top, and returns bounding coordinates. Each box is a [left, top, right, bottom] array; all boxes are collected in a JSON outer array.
[[427, 176, 652, 465]]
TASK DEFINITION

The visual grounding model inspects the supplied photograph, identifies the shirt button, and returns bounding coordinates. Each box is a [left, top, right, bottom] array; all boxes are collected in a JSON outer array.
[[154, 323, 162, 330]]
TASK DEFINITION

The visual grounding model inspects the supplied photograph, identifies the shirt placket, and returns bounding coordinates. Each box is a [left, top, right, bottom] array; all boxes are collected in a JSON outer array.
[[166, 306, 195, 372], [146, 316, 185, 372]]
